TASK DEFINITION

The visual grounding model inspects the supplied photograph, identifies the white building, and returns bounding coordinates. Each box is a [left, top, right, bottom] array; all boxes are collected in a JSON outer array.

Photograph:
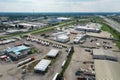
[[52, 31, 70, 37], [55, 34, 70, 43], [73, 34, 86, 43], [57, 17, 71, 20], [75, 23, 101, 33], [6, 29, 28, 34], [18, 22, 47, 28], [0, 39, 16, 45], [34, 59, 51, 72], [47, 49, 59, 58], [75, 26, 101, 33]]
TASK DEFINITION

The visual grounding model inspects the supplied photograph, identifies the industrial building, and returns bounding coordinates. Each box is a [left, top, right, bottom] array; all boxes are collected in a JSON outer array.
[[34, 59, 51, 72], [52, 31, 70, 37], [75, 23, 101, 33], [75, 26, 101, 33], [6, 29, 28, 34], [5, 45, 30, 60], [0, 39, 16, 45], [57, 17, 71, 21], [93, 49, 120, 80], [94, 60, 120, 80], [18, 22, 47, 28], [73, 34, 86, 43], [55, 34, 70, 43], [93, 49, 117, 61], [47, 49, 59, 58]]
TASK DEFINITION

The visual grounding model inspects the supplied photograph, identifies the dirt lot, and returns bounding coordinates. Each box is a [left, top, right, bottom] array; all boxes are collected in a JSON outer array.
[[64, 36, 119, 80], [64, 46, 93, 80], [81, 36, 118, 50], [0, 38, 68, 80]]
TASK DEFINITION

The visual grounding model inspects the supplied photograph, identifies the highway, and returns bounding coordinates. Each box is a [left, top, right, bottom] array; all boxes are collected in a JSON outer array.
[[99, 16, 120, 32]]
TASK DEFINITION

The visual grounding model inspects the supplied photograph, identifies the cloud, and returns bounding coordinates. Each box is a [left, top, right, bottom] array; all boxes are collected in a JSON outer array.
[[0, 0, 119, 12]]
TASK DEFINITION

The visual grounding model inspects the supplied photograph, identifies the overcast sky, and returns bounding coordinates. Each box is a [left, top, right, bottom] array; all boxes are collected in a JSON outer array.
[[0, 0, 120, 12]]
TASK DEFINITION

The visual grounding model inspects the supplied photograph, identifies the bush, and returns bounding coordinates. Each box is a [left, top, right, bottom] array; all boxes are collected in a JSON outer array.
[[56, 46, 74, 80]]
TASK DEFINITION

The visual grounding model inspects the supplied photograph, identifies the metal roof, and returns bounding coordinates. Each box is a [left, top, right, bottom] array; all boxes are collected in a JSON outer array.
[[57, 34, 69, 40], [93, 49, 116, 58], [75, 26, 100, 32], [94, 60, 120, 80], [47, 49, 59, 57], [6, 45, 29, 55], [34, 59, 51, 72]]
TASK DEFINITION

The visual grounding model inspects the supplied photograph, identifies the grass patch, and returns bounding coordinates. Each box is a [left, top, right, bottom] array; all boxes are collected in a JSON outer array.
[[27, 48, 38, 55], [22, 60, 40, 72], [27, 60, 40, 72], [32, 28, 54, 35], [101, 23, 120, 49]]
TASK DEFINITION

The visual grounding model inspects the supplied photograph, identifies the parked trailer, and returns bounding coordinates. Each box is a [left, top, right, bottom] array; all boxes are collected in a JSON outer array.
[[17, 57, 35, 67], [53, 73, 59, 80], [62, 60, 66, 68], [67, 48, 71, 57]]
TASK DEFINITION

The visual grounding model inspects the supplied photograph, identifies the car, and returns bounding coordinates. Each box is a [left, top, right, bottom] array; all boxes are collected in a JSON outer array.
[[75, 71, 82, 76], [40, 34, 46, 36], [85, 49, 91, 52]]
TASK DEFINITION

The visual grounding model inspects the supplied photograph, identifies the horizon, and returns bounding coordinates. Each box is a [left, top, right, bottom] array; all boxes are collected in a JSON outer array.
[[0, 12, 120, 13]]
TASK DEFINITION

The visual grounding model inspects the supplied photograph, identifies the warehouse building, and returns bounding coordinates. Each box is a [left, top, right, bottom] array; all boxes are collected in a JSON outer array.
[[18, 22, 47, 29], [34, 59, 51, 73], [75, 23, 101, 33], [93, 48, 120, 80], [75, 26, 101, 33], [6, 29, 28, 34], [57, 17, 71, 21], [93, 49, 117, 61], [94, 60, 120, 80], [47, 49, 59, 58], [55, 34, 70, 43], [73, 34, 86, 43], [5, 45, 30, 60], [52, 31, 70, 37], [0, 39, 16, 45]]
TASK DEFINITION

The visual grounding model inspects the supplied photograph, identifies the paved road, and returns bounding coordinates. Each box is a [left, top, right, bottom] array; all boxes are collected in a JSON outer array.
[[99, 16, 120, 32]]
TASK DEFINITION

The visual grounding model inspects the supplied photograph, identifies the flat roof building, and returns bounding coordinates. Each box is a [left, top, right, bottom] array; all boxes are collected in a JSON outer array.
[[0, 39, 16, 45], [75, 23, 101, 33], [93, 49, 117, 61], [57, 17, 71, 20], [34, 59, 51, 72], [5, 45, 30, 60], [75, 26, 101, 33], [6, 45, 29, 55], [55, 34, 70, 43], [73, 34, 86, 43], [94, 60, 120, 80], [47, 49, 59, 58]]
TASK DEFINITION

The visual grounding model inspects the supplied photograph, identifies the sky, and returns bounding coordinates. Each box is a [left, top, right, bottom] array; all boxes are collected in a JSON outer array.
[[0, 0, 120, 12]]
